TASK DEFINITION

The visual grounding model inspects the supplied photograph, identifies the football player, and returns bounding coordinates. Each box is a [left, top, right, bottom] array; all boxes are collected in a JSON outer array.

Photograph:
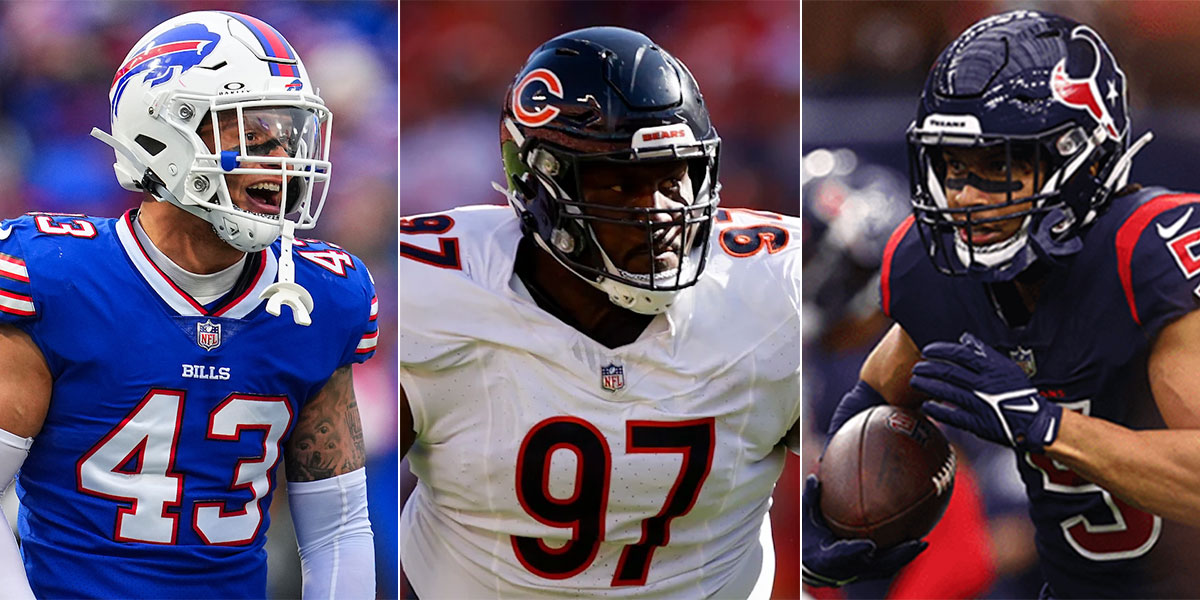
[[0, 12, 378, 598], [803, 10, 1200, 598], [400, 27, 800, 598]]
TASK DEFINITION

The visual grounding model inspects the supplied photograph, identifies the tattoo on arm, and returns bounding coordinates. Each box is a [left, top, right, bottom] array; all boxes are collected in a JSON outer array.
[[285, 364, 367, 482]]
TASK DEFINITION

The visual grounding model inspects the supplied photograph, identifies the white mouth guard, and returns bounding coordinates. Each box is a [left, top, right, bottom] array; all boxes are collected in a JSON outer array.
[[260, 220, 314, 326]]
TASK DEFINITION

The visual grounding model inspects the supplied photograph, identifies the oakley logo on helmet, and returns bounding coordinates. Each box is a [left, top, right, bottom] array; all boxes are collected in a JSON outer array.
[[1050, 26, 1124, 142], [512, 68, 563, 127], [111, 23, 220, 117]]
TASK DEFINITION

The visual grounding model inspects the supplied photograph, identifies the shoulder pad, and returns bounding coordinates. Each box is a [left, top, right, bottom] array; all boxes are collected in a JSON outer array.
[[1110, 191, 1200, 333]]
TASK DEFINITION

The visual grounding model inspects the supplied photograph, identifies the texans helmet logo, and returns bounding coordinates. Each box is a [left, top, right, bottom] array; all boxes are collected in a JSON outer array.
[[1049, 25, 1126, 142], [111, 23, 220, 117], [512, 68, 563, 127]]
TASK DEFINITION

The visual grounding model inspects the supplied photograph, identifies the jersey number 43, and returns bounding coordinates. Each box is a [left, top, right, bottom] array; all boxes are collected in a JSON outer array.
[[76, 389, 291, 545]]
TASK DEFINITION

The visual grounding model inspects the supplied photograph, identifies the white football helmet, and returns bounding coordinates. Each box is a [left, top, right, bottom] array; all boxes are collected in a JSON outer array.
[[93, 10, 332, 254]]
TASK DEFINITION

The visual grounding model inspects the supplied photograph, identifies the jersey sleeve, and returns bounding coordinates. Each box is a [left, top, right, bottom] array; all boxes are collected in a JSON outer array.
[[1115, 194, 1200, 337], [398, 254, 477, 372], [339, 258, 378, 366], [0, 218, 38, 327]]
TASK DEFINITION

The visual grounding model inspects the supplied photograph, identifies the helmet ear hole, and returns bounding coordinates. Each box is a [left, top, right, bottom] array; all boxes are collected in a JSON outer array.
[[135, 135, 167, 156]]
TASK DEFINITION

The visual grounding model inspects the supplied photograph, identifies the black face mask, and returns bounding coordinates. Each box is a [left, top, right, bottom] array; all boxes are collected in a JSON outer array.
[[944, 171, 1024, 194]]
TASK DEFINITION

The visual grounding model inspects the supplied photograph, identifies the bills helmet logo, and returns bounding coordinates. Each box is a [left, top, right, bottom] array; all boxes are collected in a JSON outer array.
[[1049, 25, 1127, 142], [286, 78, 304, 91], [111, 23, 220, 117], [600, 363, 625, 392], [512, 68, 563, 127], [196, 319, 222, 351]]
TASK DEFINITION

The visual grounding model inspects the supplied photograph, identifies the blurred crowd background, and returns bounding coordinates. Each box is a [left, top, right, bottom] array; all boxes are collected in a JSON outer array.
[[399, 1, 800, 598], [803, 1, 1200, 598], [0, 1, 398, 598]]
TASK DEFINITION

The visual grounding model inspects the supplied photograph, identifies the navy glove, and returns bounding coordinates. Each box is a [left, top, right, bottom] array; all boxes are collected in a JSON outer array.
[[911, 332, 1062, 453], [802, 475, 928, 587], [826, 380, 888, 437]]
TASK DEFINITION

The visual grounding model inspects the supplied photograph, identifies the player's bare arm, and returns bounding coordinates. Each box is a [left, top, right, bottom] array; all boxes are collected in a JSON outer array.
[[1043, 309, 1200, 527], [0, 325, 51, 438], [286, 365, 366, 482], [0, 324, 47, 598], [860, 323, 924, 408]]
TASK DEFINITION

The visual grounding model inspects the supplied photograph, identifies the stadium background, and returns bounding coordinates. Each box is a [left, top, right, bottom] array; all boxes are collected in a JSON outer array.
[[0, 1, 398, 598], [399, 1, 800, 598], [803, 1, 1200, 598]]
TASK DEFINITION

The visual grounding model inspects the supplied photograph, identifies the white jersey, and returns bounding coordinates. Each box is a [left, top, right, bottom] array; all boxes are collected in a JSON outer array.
[[400, 205, 800, 599]]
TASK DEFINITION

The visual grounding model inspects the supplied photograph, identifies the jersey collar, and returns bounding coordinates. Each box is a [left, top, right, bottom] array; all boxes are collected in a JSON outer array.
[[116, 210, 277, 319]]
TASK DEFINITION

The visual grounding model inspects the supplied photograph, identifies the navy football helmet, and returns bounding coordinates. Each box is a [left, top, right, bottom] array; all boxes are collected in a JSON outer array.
[[907, 10, 1151, 281], [494, 26, 721, 314]]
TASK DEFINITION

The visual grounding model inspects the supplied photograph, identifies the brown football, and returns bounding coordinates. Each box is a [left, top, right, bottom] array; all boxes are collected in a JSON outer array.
[[818, 405, 956, 548]]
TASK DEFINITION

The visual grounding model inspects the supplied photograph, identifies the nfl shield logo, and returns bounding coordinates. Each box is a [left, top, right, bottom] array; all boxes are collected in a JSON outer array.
[[197, 320, 221, 351], [1009, 346, 1037, 378], [600, 363, 625, 392]]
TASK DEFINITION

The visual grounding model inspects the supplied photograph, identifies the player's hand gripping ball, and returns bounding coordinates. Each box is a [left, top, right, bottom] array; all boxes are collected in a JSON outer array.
[[818, 405, 956, 548]]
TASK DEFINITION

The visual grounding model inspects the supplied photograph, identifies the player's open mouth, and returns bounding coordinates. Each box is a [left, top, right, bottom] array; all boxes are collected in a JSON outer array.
[[241, 180, 283, 217]]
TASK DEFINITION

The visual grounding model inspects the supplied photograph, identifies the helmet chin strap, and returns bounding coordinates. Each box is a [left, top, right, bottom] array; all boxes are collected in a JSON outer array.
[[1104, 131, 1154, 192], [260, 219, 314, 326]]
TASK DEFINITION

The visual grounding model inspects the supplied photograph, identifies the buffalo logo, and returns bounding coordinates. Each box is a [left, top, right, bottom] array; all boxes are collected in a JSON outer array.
[[196, 319, 222, 351], [111, 23, 221, 117], [1049, 25, 1126, 142], [512, 68, 563, 127], [286, 78, 304, 91], [1009, 346, 1037, 378], [600, 363, 625, 392]]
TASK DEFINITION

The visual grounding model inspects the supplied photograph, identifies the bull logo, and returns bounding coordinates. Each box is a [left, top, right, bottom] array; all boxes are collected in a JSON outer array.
[[511, 68, 563, 127], [1049, 25, 1126, 142], [111, 23, 221, 117]]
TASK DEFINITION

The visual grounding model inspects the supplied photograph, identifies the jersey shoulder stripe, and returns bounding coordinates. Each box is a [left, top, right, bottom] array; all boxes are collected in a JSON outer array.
[[1112, 192, 1200, 326], [0, 213, 104, 322], [881, 215, 916, 318], [286, 238, 379, 365]]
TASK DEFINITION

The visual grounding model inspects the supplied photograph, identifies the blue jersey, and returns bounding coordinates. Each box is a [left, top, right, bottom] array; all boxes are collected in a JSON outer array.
[[882, 187, 1200, 599], [0, 210, 377, 598]]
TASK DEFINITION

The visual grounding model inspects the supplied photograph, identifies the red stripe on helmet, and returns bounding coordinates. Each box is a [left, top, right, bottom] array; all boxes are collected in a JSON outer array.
[[112, 41, 202, 88]]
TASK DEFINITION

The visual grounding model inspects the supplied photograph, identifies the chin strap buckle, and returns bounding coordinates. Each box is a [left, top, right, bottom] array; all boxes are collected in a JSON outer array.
[[260, 220, 314, 326]]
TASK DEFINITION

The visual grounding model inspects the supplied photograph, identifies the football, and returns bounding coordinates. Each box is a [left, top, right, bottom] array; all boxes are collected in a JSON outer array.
[[818, 405, 955, 548]]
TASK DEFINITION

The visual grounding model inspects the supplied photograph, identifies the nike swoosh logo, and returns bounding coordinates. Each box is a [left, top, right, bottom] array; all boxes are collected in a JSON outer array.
[[0, 226, 11, 240], [1156, 207, 1194, 239], [1003, 397, 1042, 413]]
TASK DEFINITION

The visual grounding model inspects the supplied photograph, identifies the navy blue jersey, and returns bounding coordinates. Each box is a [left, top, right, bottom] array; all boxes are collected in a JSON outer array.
[[882, 187, 1200, 599], [0, 210, 377, 598]]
